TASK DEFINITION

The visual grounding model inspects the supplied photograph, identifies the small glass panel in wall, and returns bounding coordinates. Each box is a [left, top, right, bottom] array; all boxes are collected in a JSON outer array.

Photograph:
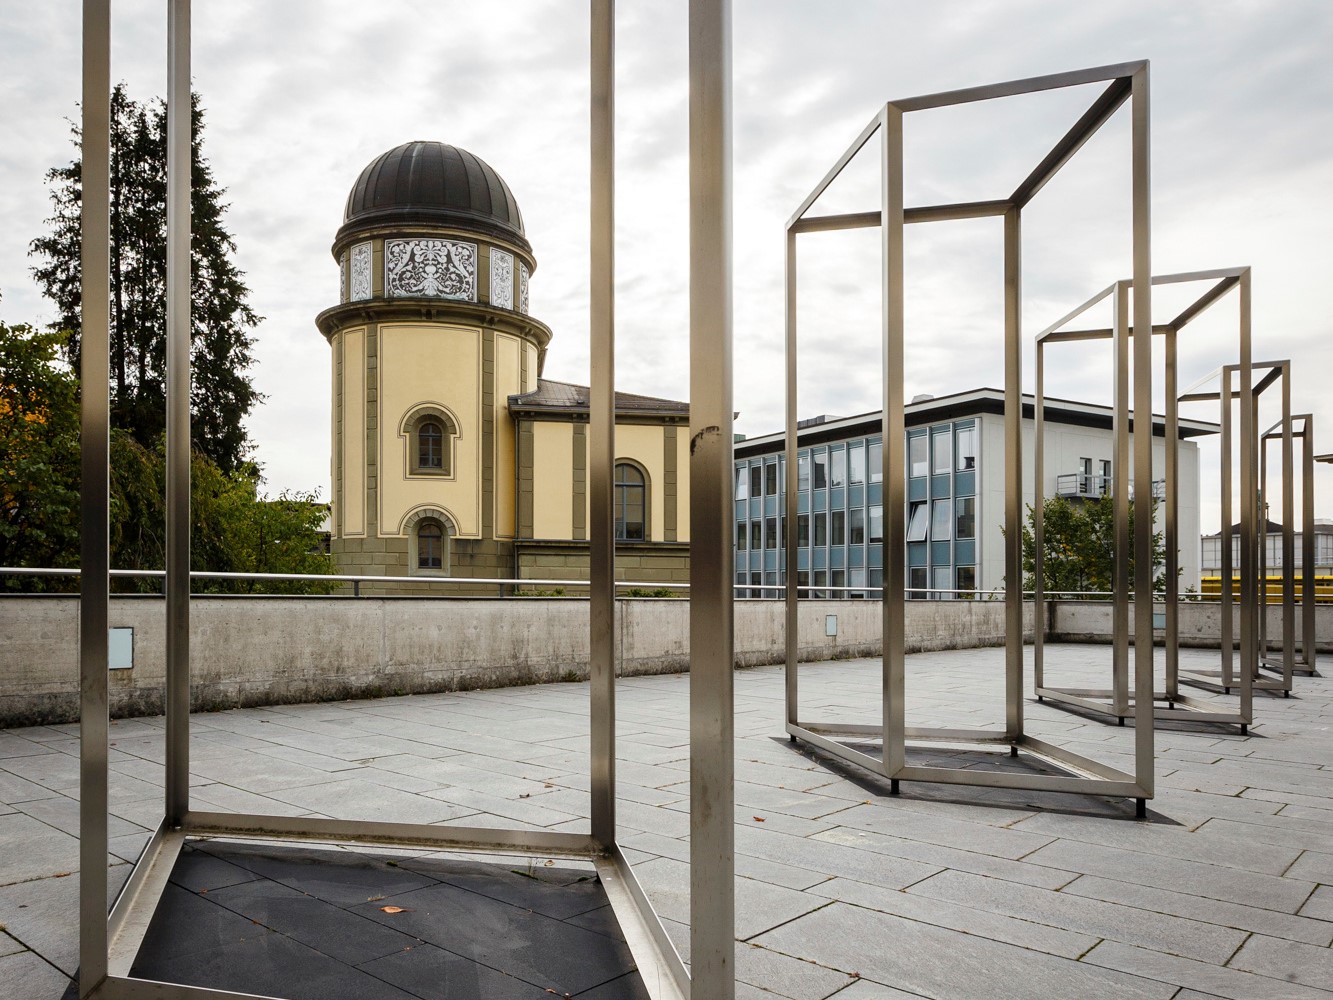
[[765, 460, 778, 497], [909, 566, 928, 600], [932, 429, 952, 476], [909, 434, 928, 478], [869, 504, 883, 543], [956, 424, 976, 471], [751, 521, 762, 549], [830, 510, 845, 546], [814, 511, 828, 547], [955, 496, 975, 540], [907, 502, 928, 542], [932, 566, 952, 599], [956, 565, 976, 597], [797, 513, 810, 547], [848, 443, 865, 485], [765, 516, 777, 548], [849, 508, 865, 545], [869, 441, 883, 484], [813, 449, 828, 490], [798, 454, 811, 492], [750, 464, 762, 499], [830, 448, 846, 489], [931, 498, 952, 541], [737, 522, 747, 549]]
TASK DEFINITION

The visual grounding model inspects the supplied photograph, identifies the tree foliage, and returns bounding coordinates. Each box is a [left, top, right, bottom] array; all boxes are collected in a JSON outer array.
[[30, 83, 262, 472], [1, 302, 331, 594], [0, 305, 80, 588], [1020, 493, 1169, 597]]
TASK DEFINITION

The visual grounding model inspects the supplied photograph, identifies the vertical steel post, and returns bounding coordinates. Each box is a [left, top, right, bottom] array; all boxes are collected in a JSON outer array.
[[1220, 373, 1234, 687], [1163, 321, 1179, 698], [1032, 343, 1045, 688], [1301, 419, 1317, 670], [79, 0, 111, 993], [1112, 282, 1131, 716], [688, 0, 735, 993], [1238, 271, 1257, 707], [883, 105, 907, 779], [1281, 373, 1295, 684], [784, 229, 799, 726], [1003, 205, 1023, 742], [1129, 64, 1154, 805], [165, 0, 193, 828], [589, 0, 616, 849]]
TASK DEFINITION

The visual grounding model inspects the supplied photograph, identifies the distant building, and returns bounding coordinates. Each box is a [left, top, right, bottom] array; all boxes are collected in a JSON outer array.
[[316, 142, 689, 592], [1201, 520, 1333, 576], [733, 389, 1212, 598]]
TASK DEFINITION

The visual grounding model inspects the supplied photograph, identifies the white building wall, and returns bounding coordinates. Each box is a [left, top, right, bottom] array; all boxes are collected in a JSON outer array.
[[974, 412, 1202, 593]]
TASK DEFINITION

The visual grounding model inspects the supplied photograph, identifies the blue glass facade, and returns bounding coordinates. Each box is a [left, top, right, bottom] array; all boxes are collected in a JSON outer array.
[[734, 419, 978, 598]]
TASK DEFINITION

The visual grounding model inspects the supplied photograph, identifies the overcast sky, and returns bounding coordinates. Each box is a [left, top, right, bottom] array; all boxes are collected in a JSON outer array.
[[2, 1, 1331, 534]]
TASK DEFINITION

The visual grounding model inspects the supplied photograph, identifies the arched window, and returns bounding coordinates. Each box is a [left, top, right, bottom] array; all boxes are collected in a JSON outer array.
[[615, 462, 647, 541], [418, 420, 443, 470], [417, 519, 444, 569]]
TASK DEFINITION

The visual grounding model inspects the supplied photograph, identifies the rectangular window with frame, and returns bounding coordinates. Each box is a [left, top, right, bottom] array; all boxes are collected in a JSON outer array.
[[830, 448, 846, 489], [907, 501, 928, 542], [869, 504, 883, 543], [765, 460, 778, 497], [933, 566, 952, 600], [869, 441, 883, 484], [797, 513, 809, 547], [751, 572, 761, 596], [736, 571, 746, 599], [956, 425, 976, 471], [830, 509, 845, 546], [956, 565, 976, 598], [849, 508, 865, 545], [814, 511, 827, 547], [813, 450, 828, 490], [751, 521, 762, 550], [831, 569, 845, 594], [848, 442, 865, 485], [955, 496, 975, 540], [736, 466, 749, 500], [750, 464, 762, 498], [765, 516, 777, 548], [798, 454, 810, 492], [909, 566, 928, 600], [849, 567, 866, 599], [797, 570, 809, 596], [909, 434, 928, 478], [737, 521, 747, 549], [813, 569, 827, 599], [932, 430, 952, 475], [931, 498, 952, 541]]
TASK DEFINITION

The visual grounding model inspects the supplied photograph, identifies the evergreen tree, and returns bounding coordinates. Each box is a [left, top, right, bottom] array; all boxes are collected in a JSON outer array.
[[30, 83, 262, 472]]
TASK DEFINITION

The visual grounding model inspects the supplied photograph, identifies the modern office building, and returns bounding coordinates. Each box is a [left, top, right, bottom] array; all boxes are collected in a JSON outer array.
[[317, 141, 690, 592], [733, 389, 1212, 598]]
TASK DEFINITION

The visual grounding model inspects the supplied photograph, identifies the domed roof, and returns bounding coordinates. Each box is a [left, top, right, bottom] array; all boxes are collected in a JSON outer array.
[[337, 141, 530, 254]]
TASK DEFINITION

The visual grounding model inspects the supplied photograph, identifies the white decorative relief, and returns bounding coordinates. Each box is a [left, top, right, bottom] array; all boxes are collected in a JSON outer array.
[[350, 242, 373, 301], [384, 238, 477, 300], [519, 262, 530, 314], [489, 249, 514, 309], [339, 252, 347, 303]]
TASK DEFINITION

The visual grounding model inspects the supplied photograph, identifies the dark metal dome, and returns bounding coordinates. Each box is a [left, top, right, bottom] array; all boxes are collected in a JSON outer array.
[[336, 141, 530, 254]]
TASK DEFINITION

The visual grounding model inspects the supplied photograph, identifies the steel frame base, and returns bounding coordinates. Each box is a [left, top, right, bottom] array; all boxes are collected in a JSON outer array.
[[98, 819, 684, 1000], [787, 723, 1149, 815], [1034, 685, 1250, 733]]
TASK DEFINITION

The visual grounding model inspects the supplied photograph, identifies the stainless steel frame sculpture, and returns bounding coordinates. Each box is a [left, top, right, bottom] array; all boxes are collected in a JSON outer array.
[[77, 1, 735, 997], [1032, 269, 1256, 731], [1177, 360, 1290, 703], [1258, 397, 1297, 691], [1261, 412, 1318, 676], [783, 62, 1154, 814]]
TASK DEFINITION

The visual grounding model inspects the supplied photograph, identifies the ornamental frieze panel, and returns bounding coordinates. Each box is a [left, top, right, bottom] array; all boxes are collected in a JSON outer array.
[[490, 249, 514, 309], [384, 238, 477, 301], [519, 262, 530, 314], [339, 251, 348, 303], [350, 241, 373, 301]]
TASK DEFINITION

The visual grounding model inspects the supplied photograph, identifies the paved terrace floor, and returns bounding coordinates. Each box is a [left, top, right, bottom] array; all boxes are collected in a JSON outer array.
[[0, 644, 1330, 999]]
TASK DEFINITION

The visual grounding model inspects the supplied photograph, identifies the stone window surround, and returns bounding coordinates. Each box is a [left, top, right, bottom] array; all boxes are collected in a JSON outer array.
[[399, 403, 461, 479]]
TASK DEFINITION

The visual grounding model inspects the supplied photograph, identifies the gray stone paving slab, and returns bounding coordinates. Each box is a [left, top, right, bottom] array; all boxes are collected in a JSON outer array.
[[806, 876, 1097, 958], [1020, 837, 1316, 913], [1297, 884, 1333, 922], [907, 868, 1248, 963], [1229, 933, 1333, 992], [0, 950, 72, 998], [4, 644, 1333, 1000], [754, 901, 1175, 1000], [1081, 940, 1329, 1000]]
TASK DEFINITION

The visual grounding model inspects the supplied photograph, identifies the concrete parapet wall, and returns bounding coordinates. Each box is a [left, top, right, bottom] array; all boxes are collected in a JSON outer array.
[[0, 596, 1030, 726], [1048, 600, 1333, 652]]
